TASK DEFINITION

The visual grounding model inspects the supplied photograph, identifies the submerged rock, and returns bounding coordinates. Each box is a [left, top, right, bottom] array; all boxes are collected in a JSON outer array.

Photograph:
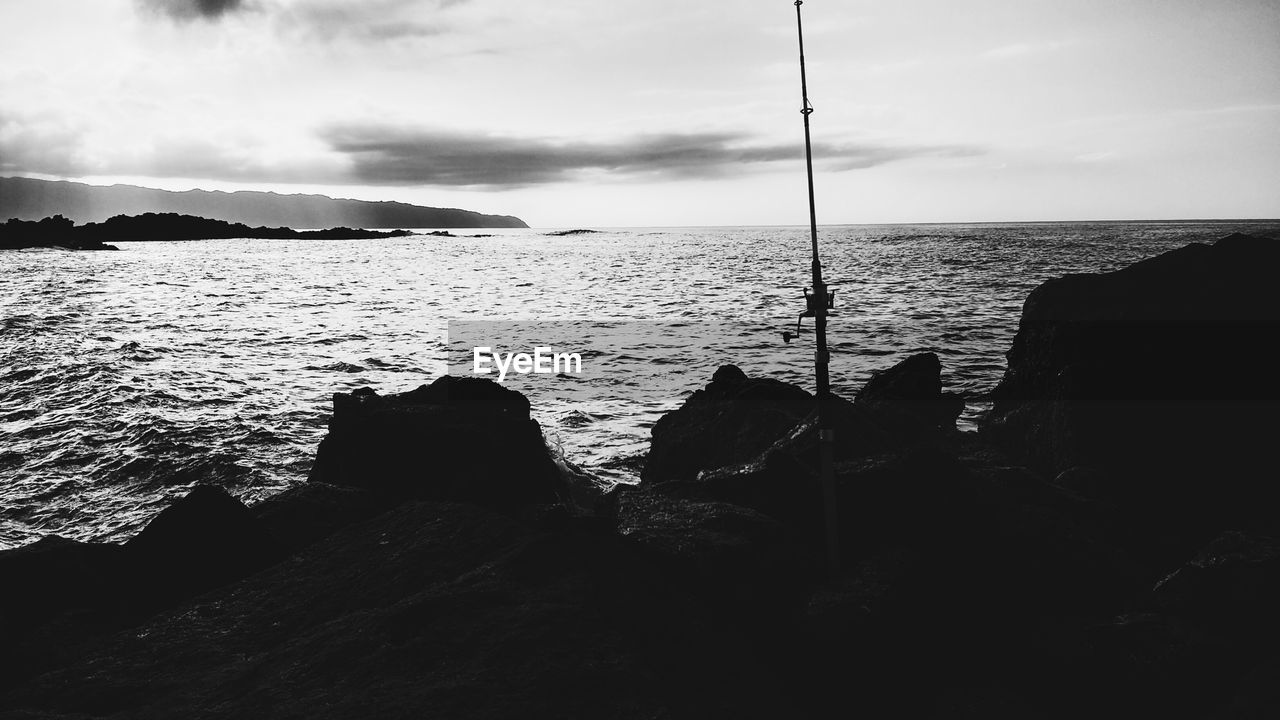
[[309, 375, 563, 506]]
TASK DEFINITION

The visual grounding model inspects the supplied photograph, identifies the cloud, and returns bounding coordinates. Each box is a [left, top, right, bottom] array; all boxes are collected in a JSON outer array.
[[0, 109, 343, 183], [1, 111, 980, 189], [322, 125, 985, 187], [137, 0, 251, 22], [274, 0, 464, 42], [134, 0, 465, 36], [0, 110, 85, 177]]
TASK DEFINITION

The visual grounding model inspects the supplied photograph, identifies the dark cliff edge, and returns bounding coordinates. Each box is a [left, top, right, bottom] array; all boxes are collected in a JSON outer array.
[[0, 213, 417, 250], [0, 176, 530, 229], [2, 233, 1279, 718]]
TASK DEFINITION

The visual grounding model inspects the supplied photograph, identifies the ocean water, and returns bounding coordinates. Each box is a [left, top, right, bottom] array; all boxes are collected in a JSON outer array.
[[2, 220, 1276, 549]]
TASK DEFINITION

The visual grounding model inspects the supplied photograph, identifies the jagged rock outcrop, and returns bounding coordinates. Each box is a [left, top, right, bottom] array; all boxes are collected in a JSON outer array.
[[123, 485, 283, 609], [855, 351, 965, 432], [0, 215, 118, 250], [641, 364, 813, 484], [250, 481, 387, 554], [0, 485, 303, 690], [983, 233, 1280, 547], [309, 376, 564, 506], [641, 357, 1127, 604], [645, 354, 966, 490], [1, 212, 418, 248]]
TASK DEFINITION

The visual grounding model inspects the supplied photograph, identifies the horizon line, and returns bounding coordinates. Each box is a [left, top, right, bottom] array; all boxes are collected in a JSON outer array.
[[4, 176, 1278, 230]]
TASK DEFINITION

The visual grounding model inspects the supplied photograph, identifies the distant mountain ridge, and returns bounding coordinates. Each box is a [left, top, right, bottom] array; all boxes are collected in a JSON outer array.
[[0, 177, 528, 229]]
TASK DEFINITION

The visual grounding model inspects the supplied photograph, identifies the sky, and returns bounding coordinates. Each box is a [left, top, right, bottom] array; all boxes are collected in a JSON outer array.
[[1, 0, 1277, 227]]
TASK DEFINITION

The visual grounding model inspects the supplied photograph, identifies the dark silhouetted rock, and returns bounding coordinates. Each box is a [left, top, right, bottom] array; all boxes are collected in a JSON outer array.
[[76, 212, 414, 242], [251, 482, 387, 554], [1083, 610, 1242, 720], [1, 490, 284, 691], [309, 376, 563, 506], [686, 443, 1132, 605], [658, 355, 965, 492], [855, 351, 964, 432], [1084, 533, 1280, 719], [641, 364, 813, 484], [0, 214, 116, 250], [635, 358, 969, 579], [614, 487, 804, 613], [0, 211, 417, 249], [0, 536, 130, 692], [124, 485, 283, 607], [984, 233, 1280, 546], [1153, 531, 1280, 646], [0, 535, 125, 635], [1, 500, 798, 719]]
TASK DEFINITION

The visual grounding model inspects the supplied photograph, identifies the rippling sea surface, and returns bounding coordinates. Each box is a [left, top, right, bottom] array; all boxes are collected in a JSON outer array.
[[2, 220, 1277, 548]]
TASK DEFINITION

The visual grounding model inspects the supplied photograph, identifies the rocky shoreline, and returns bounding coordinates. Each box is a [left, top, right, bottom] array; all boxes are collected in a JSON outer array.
[[0, 213, 416, 251], [2, 233, 1278, 718]]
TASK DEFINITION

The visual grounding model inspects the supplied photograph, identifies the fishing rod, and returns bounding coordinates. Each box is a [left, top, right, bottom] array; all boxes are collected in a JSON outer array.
[[783, 0, 840, 581]]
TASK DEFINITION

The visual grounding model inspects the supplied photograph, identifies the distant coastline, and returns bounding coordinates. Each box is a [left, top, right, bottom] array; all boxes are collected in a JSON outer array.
[[0, 213, 416, 250], [0, 177, 529, 229]]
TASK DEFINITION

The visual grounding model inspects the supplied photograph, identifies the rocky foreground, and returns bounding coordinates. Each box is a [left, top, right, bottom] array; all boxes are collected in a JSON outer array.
[[2, 233, 1279, 719]]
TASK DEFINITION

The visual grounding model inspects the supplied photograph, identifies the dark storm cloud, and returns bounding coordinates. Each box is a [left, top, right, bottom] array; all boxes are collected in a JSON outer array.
[[138, 0, 250, 22], [136, 0, 463, 31], [322, 125, 986, 187]]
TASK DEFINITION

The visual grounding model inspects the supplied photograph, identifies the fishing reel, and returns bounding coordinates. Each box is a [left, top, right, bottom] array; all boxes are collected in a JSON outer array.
[[782, 284, 835, 343]]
